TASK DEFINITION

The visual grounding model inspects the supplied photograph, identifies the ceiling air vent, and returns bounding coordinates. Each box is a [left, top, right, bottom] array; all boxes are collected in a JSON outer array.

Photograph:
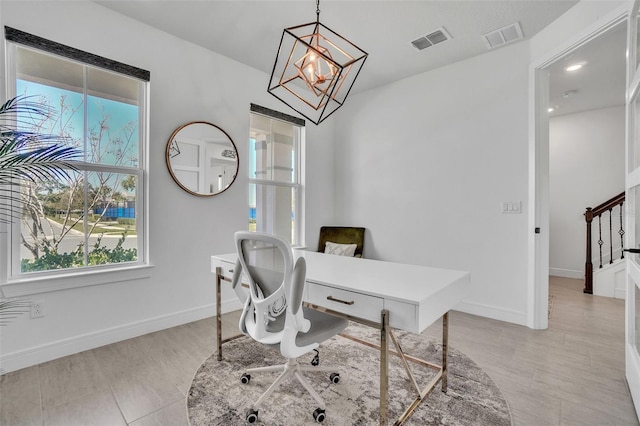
[[411, 27, 452, 51], [481, 22, 524, 50]]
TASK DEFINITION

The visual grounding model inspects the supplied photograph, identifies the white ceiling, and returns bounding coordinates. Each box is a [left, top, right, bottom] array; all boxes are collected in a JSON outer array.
[[96, 0, 624, 116], [547, 20, 626, 117]]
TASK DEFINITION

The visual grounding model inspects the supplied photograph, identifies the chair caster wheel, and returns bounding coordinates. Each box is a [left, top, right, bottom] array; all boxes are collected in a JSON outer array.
[[329, 373, 340, 384], [313, 408, 326, 423], [246, 408, 259, 423], [311, 349, 320, 366], [241, 373, 251, 384]]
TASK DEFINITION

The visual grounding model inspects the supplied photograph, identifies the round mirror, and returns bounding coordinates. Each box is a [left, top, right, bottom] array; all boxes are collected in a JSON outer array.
[[166, 121, 238, 197]]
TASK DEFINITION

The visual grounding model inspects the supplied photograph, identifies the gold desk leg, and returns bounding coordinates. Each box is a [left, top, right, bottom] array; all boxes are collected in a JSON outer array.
[[380, 309, 390, 426], [216, 267, 223, 361], [442, 311, 448, 393]]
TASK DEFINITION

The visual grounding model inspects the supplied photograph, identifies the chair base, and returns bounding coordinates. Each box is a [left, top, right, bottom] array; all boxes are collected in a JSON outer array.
[[241, 357, 340, 421]]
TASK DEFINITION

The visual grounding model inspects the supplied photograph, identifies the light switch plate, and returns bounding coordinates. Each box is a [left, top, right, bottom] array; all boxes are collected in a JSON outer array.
[[502, 201, 522, 214]]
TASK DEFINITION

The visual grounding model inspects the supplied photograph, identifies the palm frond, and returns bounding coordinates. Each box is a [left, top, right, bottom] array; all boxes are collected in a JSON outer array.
[[0, 95, 81, 224], [0, 144, 78, 181], [0, 95, 57, 131], [0, 299, 31, 326]]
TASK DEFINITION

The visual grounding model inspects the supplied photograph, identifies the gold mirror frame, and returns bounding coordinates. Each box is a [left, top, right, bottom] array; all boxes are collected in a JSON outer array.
[[165, 121, 238, 197]]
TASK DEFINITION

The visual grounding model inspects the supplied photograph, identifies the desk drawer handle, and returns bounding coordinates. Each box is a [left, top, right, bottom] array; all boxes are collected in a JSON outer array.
[[327, 295, 354, 305]]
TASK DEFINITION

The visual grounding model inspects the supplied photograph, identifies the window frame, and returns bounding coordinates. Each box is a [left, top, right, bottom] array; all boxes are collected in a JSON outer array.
[[249, 104, 305, 246], [1, 27, 151, 292]]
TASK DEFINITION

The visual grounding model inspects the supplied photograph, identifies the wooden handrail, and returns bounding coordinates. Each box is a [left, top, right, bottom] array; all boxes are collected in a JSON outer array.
[[591, 192, 625, 216], [584, 191, 625, 294]]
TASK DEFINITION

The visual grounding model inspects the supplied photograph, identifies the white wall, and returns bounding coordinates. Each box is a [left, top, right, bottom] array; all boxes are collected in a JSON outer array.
[[333, 41, 531, 325], [1, 0, 630, 373], [549, 106, 625, 278], [330, 0, 628, 330], [0, 0, 336, 373]]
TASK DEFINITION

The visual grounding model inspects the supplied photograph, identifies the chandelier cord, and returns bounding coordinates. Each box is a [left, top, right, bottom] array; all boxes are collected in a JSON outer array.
[[316, 0, 320, 22]]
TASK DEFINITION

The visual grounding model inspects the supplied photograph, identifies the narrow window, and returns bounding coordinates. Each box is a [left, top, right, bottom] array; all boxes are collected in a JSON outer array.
[[249, 105, 304, 245]]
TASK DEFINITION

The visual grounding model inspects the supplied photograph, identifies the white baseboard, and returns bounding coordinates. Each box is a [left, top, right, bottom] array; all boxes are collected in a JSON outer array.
[[549, 268, 583, 279], [1, 297, 527, 373], [615, 288, 626, 299], [0, 298, 244, 374], [454, 300, 527, 327]]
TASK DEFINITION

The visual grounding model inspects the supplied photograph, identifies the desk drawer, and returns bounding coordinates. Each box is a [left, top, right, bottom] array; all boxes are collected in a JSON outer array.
[[307, 283, 383, 323], [212, 259, 236, 281]]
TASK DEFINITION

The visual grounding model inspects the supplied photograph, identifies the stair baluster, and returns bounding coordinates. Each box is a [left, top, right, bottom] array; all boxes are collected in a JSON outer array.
[[584, 192, 625, 294]]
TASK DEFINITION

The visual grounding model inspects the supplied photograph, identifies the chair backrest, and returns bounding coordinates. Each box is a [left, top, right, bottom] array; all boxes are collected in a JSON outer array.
[[317, 226, 365, 258], [234, 231, 312, 357]]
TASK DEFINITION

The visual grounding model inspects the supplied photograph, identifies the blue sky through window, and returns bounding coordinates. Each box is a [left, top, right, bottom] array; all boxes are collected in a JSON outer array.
[[17, 79, 139, 167]]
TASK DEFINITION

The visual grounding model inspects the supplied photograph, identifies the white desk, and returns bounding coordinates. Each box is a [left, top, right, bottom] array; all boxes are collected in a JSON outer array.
[[211, 251, 470, 425]]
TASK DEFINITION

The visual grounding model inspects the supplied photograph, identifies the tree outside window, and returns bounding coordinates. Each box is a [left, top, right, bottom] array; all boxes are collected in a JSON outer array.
[[8, 42, 147, 275]]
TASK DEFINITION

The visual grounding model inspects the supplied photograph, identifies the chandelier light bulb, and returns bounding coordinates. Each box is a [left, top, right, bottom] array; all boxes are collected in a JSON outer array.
[[306, 62, 316, 82]]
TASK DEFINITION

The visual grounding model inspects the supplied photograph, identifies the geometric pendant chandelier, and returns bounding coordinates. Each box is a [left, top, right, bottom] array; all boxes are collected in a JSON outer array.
[[267, 0, 368, 125]]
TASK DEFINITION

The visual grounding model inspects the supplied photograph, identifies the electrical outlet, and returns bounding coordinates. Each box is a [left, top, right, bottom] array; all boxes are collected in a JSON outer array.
[[30, 300, 44, 319]]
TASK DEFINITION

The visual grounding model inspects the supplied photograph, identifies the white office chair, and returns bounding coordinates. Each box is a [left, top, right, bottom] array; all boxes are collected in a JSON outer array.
[[232, 231, 348, 424]]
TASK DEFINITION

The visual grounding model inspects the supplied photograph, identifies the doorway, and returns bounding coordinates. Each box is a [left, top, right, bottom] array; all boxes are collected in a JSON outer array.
[[547, 22, 626, 295], [530, 10, 628, 330]]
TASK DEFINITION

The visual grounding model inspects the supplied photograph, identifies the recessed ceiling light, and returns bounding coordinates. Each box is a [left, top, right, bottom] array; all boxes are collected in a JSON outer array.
[[565, 63, 583, 72], [548, 107, 555, 113]]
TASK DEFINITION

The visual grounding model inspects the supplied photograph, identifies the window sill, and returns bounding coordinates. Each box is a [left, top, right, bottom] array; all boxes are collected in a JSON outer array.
[[0, 264, 154, 297]]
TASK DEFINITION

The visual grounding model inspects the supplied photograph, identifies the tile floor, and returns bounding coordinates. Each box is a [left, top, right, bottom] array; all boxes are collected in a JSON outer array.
[[1, 276, 638, 425]]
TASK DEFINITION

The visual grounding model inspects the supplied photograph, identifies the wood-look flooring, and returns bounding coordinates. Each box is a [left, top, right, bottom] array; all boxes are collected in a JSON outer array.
[[1, 276, 638, 425]]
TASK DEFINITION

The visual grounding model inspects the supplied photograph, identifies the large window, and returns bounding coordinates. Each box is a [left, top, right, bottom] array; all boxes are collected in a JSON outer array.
[[249, 105, 304, 245], [4, 28, 149, 277]]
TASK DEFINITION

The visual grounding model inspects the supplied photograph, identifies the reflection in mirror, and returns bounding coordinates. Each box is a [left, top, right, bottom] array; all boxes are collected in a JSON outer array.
[[166, 121, 238, 196]]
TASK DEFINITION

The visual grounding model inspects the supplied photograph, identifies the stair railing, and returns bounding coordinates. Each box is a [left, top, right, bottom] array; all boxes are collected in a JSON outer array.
[[584, 191, 625, 294]]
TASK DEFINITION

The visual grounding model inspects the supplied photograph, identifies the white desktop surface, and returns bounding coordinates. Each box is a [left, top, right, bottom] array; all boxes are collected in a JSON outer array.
[[211, 250, 470, 334]]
